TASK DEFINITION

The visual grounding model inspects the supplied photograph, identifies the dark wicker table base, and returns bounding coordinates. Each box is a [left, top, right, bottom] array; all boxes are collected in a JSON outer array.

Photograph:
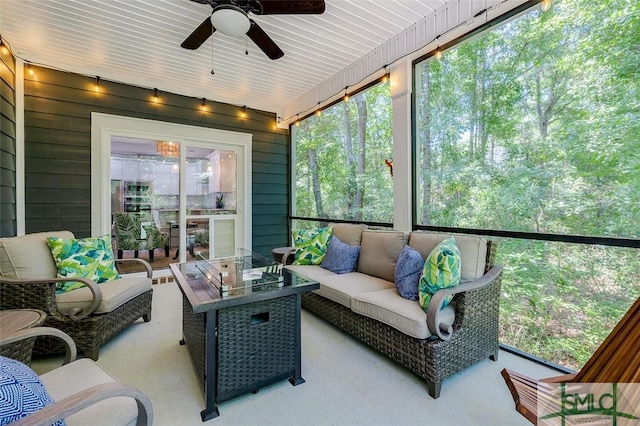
[[181, 293, 302, 421]]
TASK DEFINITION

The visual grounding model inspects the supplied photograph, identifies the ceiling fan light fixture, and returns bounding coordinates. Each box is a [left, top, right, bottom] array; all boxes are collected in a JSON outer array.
[[211, 6, 250, 37]]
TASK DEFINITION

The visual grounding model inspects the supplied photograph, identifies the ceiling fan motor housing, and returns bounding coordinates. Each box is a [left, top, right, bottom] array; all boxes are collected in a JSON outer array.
[[210, 5, 250, 37]]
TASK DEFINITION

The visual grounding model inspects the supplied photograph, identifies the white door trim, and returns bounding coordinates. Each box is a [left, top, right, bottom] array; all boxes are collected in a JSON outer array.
[[90, 112, 252, 251]]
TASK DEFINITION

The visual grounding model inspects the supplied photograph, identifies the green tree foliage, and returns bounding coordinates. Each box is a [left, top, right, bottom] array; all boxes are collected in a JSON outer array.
[[416, 0, 640, 369], [294, 83, 393, 222]]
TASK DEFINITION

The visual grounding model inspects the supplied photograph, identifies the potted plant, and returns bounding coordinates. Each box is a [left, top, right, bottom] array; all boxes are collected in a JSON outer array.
[[215, 194, 224, 209]]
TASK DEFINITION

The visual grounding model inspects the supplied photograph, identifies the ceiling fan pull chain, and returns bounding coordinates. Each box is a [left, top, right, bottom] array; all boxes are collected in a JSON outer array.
[[210, 34, 215, 75]]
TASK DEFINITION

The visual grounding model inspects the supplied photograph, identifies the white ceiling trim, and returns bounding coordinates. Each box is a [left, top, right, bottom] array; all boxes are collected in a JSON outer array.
[[279, 0, 531, 126]]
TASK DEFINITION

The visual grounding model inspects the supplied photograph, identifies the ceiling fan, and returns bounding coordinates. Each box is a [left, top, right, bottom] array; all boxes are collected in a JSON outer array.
[[181, 0, 326, 60]]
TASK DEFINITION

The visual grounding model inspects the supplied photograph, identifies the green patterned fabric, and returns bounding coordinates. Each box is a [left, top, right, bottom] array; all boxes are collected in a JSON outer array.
[[113, 212, 145, 251], [292, 227, 333, 265], [418, 237, 461, 311], [113, 212, 169, 252], [47, 235, 120, 294]]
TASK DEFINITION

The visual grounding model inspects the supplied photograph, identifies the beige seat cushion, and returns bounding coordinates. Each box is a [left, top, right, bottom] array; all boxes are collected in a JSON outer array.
[[351, 288, 456, 339], [408, 232, 488, 281], [56, 277, 152, 315], [313, 272, 395, 308], [357, 230, 408, 282], [285, 264, 336, 282], [0, 231, 75, 279], [330, 223, 367, 246], [40, 358, 139, 426]]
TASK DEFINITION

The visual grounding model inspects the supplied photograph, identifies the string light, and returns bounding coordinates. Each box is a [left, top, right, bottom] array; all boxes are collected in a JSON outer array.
[[201, 97, 207, 111], [94, 76, 100, 93], [26, 62, 35, 77], [343, 87, 350, 102], [152, 88, 159, 103], [315, 102, 322, 116], [0, 38, 8, 55], [435, 36, 443, 60], [240, 105, 247, 118], [541, 0, 551, 11]]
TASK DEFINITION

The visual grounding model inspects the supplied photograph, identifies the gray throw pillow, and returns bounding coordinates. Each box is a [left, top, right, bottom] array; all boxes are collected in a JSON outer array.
[[320, 236, 360, 274], [394, 245, 424, 300]]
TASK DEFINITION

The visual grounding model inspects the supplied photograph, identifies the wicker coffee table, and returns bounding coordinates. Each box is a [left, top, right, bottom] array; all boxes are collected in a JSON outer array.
[[170, 249, 319, 421]]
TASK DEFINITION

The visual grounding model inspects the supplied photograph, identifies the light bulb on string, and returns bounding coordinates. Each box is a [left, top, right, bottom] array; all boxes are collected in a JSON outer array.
[[541, 0, 551, 11], [316, 103, 322, 116], [153, 88, 159, 103], [94, 76, 101, 93], [343, 87, 350, 102], [27, 62, 35, 77], [201, 97, 207, 112]]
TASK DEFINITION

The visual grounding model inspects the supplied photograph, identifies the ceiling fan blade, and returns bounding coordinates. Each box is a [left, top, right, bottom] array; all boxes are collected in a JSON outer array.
[[247, 20, 284, 60], [258, 0, 325, 15], [181, 17, 216, 50]]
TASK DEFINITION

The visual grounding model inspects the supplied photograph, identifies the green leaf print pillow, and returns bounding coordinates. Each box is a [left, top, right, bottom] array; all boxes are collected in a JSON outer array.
[[292, 227, 333, 265], [418, 237, 461, 311], [47, 235, 120, 293]]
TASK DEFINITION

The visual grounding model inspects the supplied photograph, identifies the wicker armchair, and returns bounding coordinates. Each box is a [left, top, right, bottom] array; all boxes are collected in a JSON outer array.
[[113, 212, 169, 262], [0, 231, 153, 361], [0, 327, 153, 425]]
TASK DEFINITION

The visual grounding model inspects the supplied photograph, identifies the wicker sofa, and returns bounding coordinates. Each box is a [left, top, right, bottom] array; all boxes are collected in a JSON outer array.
[[284, 224, 502, 399]]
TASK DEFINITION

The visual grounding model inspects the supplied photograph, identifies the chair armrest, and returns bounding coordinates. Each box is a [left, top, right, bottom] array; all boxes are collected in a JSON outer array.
[[114, 258, 153, 278], [0, 277, 102, 320], [10, 382, 153, 426], [0, 327, 77, 365], [281, 248, 296, 265], [426, 265, 503, 341]]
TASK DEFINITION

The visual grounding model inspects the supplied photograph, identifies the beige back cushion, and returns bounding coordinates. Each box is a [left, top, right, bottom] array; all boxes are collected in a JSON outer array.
[[0, 231, 75, 279], [408, 232, 488, 281], [331, 223, 367, 246], [357, 230, 408, 282]]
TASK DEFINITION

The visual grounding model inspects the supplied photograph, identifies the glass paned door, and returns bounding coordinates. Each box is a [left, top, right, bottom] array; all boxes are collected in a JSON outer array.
[[184, 146, 238, 261], [110, 137, 242, 270]]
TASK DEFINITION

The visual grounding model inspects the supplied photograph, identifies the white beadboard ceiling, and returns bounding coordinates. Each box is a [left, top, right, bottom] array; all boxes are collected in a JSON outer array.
[[0, 0, 453, 117]]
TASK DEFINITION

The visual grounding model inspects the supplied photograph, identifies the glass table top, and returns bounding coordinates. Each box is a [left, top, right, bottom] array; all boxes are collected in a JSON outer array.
[[174, 248, 292, 298]]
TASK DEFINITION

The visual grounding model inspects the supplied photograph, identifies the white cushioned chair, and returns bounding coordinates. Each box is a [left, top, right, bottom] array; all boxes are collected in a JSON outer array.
[[0, 231, 153, 360], [0, 326, 153, 426]]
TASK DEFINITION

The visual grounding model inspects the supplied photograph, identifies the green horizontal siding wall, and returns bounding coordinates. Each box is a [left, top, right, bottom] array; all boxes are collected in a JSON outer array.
[[23, 65, 289, 257], [0, 48, 16, 237]]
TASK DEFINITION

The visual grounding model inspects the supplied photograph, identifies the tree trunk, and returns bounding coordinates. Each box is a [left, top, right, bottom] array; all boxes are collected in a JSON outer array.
[[354, 94, 367, 220], [419, 67, 432, 225], [342, 103, 356, 218], [307, 149, 325, 218]]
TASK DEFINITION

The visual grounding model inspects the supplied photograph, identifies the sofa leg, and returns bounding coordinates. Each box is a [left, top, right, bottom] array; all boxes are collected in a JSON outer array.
[[85, 348, 100, 361], [426, 379, 441, 399], [143, 312, 152, 322]]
